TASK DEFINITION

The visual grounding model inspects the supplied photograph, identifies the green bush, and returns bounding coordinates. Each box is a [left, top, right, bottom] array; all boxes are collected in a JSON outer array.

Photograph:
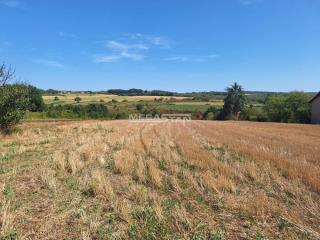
[[25, 85, 45, 112], [74, 97, 82, 103], [203, 106, 219, 120], [0, 84, 30, 133], [264, 92, 311, 123], [46, 104, 109, 119], [136, 103, 144, 111], [85, 104, 109, 119]]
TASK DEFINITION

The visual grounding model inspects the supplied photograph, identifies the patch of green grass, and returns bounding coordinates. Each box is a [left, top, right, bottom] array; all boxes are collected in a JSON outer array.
[[107, 213, 124, 224], [130, 206, 169, 240], [3, 184, 15, 200], [255, 231, 264, 239], [157, 158, 167, 171], [65, 177, 80, 191], [112, 142, 124, 152], [38, 139, 50, 145], [105, 158, 116, 172], [3, 142, 20, 148], [277, 218, 289, 231], [0, 154, 13, 162], [2, 229, 18, 240], [189, 222, 225, 240], [0, 165, 6, 174], [176, 160, 198, 171]]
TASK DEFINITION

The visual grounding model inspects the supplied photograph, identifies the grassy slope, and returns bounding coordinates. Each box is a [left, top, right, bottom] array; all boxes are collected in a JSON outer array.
[[0, 121, 319, 239]]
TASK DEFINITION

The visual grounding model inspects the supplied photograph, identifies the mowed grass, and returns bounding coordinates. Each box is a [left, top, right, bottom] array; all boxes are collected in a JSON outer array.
[[43, 93, 191, 105], [0, 120, 320, 239]]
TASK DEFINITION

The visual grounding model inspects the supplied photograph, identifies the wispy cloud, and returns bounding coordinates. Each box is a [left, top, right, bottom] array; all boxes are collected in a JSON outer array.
[[239, 0, 263, 6], [95, 34, 169, 63], [95, 52, 145, 63], [164, 54, 218, 62], [95, 40, 148, 63], [124, 33, 172, 48], [0, 0, 24, 8], [106, 41, 149, 51], [33, 59, 64, 68]]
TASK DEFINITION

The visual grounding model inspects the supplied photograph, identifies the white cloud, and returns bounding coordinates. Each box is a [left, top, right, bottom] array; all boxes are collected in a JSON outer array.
[[33, 59, 64, 68], [125, 33, 171, 48], [0, 0, 24, 8], [106, 41, 149, 51], [164, 54, 218, 62], [95, 52, 145, 63], [95, 34, 171, 63], [96, 38, 153, 63]]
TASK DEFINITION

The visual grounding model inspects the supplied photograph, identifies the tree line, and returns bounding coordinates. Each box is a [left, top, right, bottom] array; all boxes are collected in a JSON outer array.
[[204, 83, 311, 123], [0, 63, 314, 134]]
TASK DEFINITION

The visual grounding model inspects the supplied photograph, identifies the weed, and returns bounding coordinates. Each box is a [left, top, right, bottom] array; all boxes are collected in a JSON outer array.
[[2, 229, 17, 240], [3, 185, 14, 200], [0, 155, 12, 163], [65, 177, 80, 190], [277, 218, 289, 231], [131, 206, 169, 240], [255, 231, 264, 239]]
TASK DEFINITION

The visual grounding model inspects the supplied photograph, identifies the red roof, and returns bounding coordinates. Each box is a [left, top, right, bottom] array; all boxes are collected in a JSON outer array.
[[309, 92, 320, 103]]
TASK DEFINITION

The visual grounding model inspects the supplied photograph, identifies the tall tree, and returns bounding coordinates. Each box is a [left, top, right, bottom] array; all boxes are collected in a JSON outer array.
[[0, 63, 15, 86], [221, 82, 246, 120]]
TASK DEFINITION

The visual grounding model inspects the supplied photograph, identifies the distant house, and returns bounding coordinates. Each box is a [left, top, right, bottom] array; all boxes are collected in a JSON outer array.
[[309, 92, 320, 124]]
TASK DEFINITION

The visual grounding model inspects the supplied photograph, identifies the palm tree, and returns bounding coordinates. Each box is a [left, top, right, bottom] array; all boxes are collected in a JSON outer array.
[[221, 82, 246, 120]]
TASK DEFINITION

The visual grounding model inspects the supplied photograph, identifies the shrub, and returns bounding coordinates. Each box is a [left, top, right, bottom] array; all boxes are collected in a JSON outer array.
[[264, 92, 311, 123], [203, 106, 219, 120], [114, 111, 129, 119], [54, 96, 59, 101], [25, 85, 45, 112], [0, 84, 30, 133], [85, 104, 109, 119], [136, 103, 144, 111], [74, 97, 82, 103]]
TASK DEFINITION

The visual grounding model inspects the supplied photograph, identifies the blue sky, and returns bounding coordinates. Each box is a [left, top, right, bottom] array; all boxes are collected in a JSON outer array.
[[1, 0, 320, 92]]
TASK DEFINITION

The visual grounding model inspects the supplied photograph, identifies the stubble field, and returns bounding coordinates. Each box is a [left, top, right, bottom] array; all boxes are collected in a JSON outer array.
[[0, 120, 319, 239]]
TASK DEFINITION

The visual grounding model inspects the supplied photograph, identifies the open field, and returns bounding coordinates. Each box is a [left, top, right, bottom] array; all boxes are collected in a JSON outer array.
[[43, 94, 191, 105], [0, 121, 320, 239]]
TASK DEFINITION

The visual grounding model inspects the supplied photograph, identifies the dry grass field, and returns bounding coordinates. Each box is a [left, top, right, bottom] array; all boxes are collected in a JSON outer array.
[[43, 94, 190, 105], [0, 120, 320, 239]]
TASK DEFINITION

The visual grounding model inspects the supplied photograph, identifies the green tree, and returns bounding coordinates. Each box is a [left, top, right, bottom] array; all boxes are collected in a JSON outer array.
[[0, 64, 30, 133], [264, 92, 311, 123], [285, 92, 311, 123], [264, 96, 287, 122], [24, 85, 45, 112], [85, 104, 109, 119], [221, 82, 246, 120]]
